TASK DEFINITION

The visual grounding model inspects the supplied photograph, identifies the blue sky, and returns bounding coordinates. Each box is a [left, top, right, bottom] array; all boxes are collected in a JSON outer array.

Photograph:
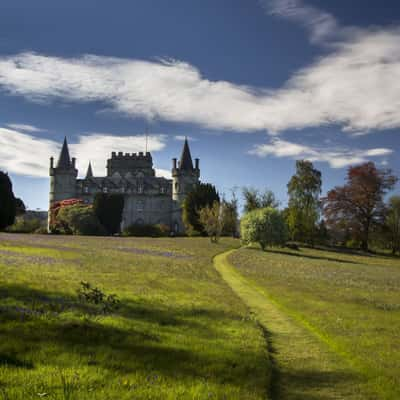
[[0, 0, 399, 210]]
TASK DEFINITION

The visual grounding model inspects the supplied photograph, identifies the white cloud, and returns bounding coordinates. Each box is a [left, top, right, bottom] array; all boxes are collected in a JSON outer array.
[[261, 0, 339, 43], [0, 127, 167, 178], [6, 123, 43, 132], [155, 168, 172, 179], [0, 128, 57, 177], [250, 138, 393, 168], [0, 33, 399, 136], [70, 133, 166, 176], [174, 135, 197, 141]]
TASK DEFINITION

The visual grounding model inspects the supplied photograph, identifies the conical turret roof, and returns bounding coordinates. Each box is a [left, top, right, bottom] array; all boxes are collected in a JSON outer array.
[[179, 137, 194, 170], [56, 137, 71, 169], [86, 161, 93, 178]]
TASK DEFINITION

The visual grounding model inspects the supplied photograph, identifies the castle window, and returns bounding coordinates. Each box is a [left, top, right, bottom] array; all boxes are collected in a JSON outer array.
[[160, 186, 165, 194], [138, 184, 143, 194], [103, 187, 108, 193], [136, 200, 144, 212], [121, 187, 125, 193], [84, 187, 89, 194]]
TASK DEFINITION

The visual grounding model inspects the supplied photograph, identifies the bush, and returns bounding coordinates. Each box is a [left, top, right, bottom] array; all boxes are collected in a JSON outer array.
[[34, 226, 49, 235], [56, 204, 106, 235], [241, 207, 288, 250], [6, 216, 43, 233], [122, 223, 169, 237], [77, 281, 119, 314]]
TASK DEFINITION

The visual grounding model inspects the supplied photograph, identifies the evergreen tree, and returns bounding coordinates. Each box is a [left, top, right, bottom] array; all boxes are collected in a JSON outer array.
[[182, 183, 219, 235], [0, 171, 17, 230], [93, 193, 125, 235]]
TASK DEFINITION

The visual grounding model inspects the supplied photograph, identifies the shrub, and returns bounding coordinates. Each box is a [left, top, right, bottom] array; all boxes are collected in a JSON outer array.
[[122, 223, 169, 237], [56, 204, 106, 235], [241, 207, 288, 250], [6, 216, 43, 233], [77, 281, 119, 314]]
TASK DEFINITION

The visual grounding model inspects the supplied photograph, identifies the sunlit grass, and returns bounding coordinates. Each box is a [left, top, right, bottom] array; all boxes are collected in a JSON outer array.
[[229, 245, 400, 400], [0, 234, 269, 400]]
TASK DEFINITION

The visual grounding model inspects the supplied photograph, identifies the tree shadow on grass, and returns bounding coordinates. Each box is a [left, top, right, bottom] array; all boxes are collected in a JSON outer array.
[[243, 247, 361, 265], [0, 283, 241, 331], [276, 368, 366, 400], [0, 283, 262, 388]]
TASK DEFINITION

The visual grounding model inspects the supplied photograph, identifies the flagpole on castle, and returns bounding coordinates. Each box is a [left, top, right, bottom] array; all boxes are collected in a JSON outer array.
[[145, 122, 149, 153]]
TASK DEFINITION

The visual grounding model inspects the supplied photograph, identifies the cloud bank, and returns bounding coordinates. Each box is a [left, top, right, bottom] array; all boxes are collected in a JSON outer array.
[[0, 127, 169, 178], [250, 138, 393, 168], [261, 0, 339, 43], [0, 29, 400, 135]]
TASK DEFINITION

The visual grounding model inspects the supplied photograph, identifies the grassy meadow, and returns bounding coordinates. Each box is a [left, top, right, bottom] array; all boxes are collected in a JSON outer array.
[[0, 234, 269, 400], [1, 233, 399, 399], [228, 246, 400, 400]]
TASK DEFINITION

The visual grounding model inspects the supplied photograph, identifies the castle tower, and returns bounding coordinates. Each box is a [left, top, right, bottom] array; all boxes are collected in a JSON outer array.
[[49, 137, 78, 204], [172, 137, 200, 204]]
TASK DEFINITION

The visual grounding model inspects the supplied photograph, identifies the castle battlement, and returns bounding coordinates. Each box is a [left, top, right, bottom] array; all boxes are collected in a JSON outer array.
[[111, 151, 152, 160]]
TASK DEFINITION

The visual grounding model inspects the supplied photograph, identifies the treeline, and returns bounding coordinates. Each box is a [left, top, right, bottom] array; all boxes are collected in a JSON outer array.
[[1, 161, 399, 254], [188, 160, 399, 254]]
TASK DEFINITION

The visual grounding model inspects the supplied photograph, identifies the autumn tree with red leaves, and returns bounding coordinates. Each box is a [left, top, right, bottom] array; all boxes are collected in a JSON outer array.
[[323, 162, 397, 251]]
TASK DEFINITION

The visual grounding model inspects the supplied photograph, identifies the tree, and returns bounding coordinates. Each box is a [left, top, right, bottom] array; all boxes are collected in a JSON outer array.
[[15, 198, 26, 216], [93, 193, 125, 235], [57, 204, 106, 235], [385, 196, 400, 255], [220, 195, 239, 237], [199, 201, 222, 243], [0, 171, 17, 230], [183, 183, 219, 235], [241, 207, 288, 250], [287, 160, 322, 245], [242, 187, 279, 213], [323, 162, 397, 251]]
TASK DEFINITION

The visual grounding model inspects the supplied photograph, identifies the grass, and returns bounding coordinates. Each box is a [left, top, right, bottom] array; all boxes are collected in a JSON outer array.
[[0, 233, 269, 400], [228, 245, 400, 400], [1, 233, 398, 399]]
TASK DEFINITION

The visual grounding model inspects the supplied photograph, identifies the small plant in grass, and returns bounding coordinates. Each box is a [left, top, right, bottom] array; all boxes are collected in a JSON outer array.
[[0, 386, 10, 400], [77, 281, 119, 313], [59, 370, 80, 400]]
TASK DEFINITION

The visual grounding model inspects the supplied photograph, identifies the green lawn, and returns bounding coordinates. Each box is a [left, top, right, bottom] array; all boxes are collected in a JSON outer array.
[[228, 246, 400, 400], [0, 234, 269, 400], [1, 234, 399, 399]]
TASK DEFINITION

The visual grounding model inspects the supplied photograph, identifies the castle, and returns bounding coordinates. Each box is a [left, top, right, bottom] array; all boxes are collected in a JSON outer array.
[[49, 137, 200, 233]]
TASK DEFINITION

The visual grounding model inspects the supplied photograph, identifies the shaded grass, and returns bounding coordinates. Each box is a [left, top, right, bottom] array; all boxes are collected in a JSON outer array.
[[0, 234, 269, 400], [228, 245, 400, 400]]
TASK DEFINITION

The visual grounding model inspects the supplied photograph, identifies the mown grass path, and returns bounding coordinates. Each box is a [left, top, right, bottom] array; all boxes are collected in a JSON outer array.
[[213, 249, 371, 400]]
